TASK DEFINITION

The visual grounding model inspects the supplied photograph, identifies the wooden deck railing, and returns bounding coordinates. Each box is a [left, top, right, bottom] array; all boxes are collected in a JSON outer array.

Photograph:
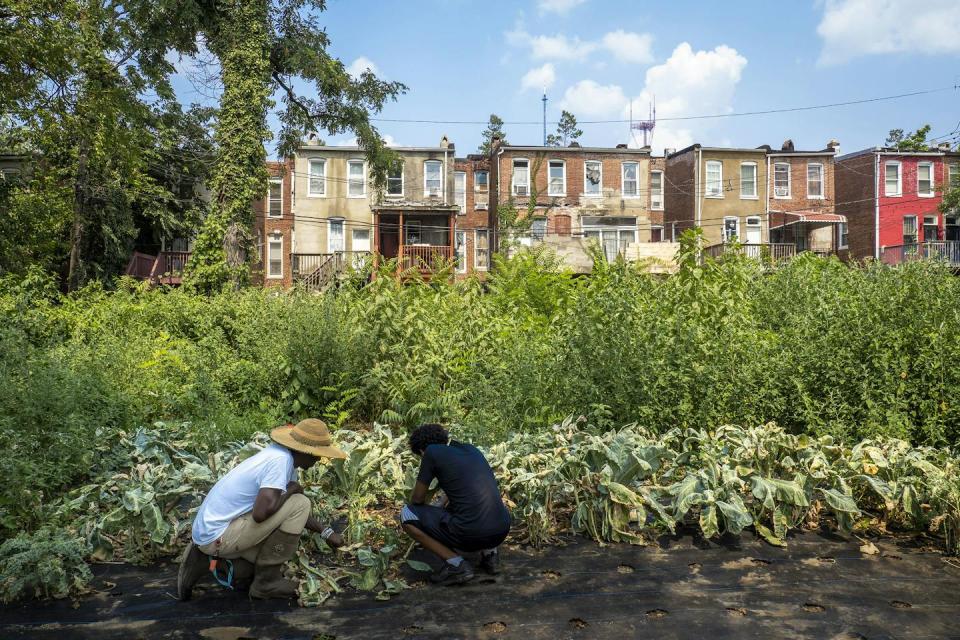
[[399, 245, 453, 271], [704, 243, 797, 262], [291, 253, 330, 277], [880, 241, 960, 266], [125, 250, 190, 285], [292, 251, 372, 292]]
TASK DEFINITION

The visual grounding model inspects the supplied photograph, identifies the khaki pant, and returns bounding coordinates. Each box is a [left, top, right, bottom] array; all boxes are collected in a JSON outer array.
[[199, 494, 311, 563]]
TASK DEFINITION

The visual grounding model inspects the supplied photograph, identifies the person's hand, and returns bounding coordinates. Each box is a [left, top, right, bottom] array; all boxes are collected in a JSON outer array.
[[325, 531, 346, 548], [285, 480, 304, 496]]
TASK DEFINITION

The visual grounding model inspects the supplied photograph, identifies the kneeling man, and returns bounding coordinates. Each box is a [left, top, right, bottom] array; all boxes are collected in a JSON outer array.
[[401, 424, 511, 585], [178, 419, 347, 600]]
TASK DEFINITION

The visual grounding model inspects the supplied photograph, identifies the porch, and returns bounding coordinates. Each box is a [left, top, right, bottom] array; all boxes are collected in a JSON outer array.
[[124, 250, 191, 285], [703, 243, 797, 262], [880, 241, 960, 267], [769, 211, 846, 258], [372, 205, 458, 275], [290, 251, 372, 292]]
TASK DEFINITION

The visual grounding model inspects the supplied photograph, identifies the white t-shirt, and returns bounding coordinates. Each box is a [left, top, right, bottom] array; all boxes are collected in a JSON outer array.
[[192, 443, 298, 546]]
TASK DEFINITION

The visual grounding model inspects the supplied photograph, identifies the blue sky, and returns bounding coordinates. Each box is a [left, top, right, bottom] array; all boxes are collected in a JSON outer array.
[[171, 0, 960, 157]]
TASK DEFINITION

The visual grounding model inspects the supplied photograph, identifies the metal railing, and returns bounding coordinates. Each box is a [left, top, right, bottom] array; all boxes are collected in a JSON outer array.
[[880, 241, 960, 266], [399, 245, 453, 271], [704, 243, 797, 262]]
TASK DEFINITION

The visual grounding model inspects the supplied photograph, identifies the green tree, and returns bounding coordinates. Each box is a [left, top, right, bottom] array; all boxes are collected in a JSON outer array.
[[479, 114, 507, 155], [546, 110, 582, 147], [885, 125, 932, 151]]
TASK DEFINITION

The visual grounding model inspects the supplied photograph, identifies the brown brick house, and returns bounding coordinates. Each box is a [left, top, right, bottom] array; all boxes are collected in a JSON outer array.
[[453, 155, 494, 277], [252, 159, 295, 288]]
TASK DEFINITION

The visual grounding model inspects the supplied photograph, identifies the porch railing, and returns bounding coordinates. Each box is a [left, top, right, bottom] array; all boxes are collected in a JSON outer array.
[[880, 241, 960, 266], [125, 250, 190, 284], [291, 253, 330, 278], [399, 245, 453, 271], [292, 251, 372, 292], [704, 243, 797, 262]]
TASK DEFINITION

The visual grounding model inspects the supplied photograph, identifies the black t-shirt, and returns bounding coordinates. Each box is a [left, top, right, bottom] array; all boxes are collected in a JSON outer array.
[[416, 441, 510, 539]]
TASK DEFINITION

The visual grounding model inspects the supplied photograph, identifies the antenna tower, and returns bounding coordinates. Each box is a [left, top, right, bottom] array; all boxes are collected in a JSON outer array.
[[630, 97, 656, 147]]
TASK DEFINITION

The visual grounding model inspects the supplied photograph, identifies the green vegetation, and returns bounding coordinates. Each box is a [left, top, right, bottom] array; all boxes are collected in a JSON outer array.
[[1, 244, 960, 602]]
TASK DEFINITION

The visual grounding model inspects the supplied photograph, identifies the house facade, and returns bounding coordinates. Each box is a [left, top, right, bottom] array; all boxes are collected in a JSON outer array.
[[649, 155, 666, 242], [453, 154, 494, 277], [253, 160, 294, 287], [835, 146, 958, 265], [490, 140, 655, 268]]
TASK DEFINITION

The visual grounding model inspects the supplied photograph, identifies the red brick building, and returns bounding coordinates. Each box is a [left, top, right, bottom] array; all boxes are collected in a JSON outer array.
[[252, 159, 295, 287], [453, 155, 494, 276]]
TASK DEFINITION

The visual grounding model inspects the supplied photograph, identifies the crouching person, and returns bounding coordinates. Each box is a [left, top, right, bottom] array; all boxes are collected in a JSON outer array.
[[177, 419, 347, 601], [401, 424, 511, 586]]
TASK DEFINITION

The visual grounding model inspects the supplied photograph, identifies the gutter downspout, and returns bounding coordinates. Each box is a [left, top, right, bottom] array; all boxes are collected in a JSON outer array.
[[874, 152, 880, 260], [494, 146, 505, 256], [765, 154, 771, 243], [695, 147, 702, 253]]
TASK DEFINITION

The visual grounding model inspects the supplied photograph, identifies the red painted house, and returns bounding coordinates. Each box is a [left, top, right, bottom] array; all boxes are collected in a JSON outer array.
[[835, 147, 959, 265]]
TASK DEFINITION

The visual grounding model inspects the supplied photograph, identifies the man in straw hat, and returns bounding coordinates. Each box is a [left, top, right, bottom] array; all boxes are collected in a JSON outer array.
[[177, 418, 347, 601]]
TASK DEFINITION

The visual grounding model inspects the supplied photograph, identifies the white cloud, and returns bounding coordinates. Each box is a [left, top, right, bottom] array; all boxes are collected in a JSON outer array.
[[346, 56, 379, 79], [521, 63, 557, 92], [537, 0, 587, 14], [601, 30, 654, 64], [332, 134, 399, 147], [559, 80, 627, 117], [817, 0, 960, 64]]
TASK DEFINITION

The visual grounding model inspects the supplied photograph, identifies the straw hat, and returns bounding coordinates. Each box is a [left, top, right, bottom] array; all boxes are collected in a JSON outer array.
[[270, 419, 347, 459]]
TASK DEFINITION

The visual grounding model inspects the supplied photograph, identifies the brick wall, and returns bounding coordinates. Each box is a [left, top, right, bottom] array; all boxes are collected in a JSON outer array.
[[835, 152, 876, 261], [253, 159, 294, 288], [665, 149, 696, 241], [454, 156, 493, 277]]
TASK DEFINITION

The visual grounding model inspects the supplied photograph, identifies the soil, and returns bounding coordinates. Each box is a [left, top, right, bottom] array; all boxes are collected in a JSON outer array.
[[1, 530, 958, 640]]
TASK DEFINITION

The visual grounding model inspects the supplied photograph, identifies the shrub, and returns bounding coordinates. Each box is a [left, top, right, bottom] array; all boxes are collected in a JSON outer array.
[[0, 529, 92, 603]]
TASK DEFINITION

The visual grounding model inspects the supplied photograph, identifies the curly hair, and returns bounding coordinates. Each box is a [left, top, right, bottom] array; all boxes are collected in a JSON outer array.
[[409, 423, 449, 455]]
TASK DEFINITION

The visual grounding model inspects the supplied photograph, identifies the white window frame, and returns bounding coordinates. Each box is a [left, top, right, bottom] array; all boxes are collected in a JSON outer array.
[[512, 158, 530, 196], [807, 162, 824, 199], [307, 159, 326, 197], [705, 160, 723, 198], [917, 161, 934, 198], [454, 170, 467, 214], [267, 235, 283, 279], [583, 160, 603, 197], [722, 216, 740, 242], [902, 215, 918, 245], [740, 162, 758, 199], [885, 161, 902, 197], [386, 164, 404, 198], [455, 230, 467, 274], [328, 218, 345, 253], [474, 171, 489, 193], [581, 216, 638, 260], [650, 224, 664, 242], [950, 162, 960, 189], [267, 177, 283, 218], [838, 222, 848, 249], [347, 159, 366, 198], [773, 162, 791, 199], [650, 169, 663, 210], [621, 161, 640, 198], [424, 160, 443, 198], [547, 159, 566, 196], [923, 215, 939, 242], [475, 229, 490, 271]]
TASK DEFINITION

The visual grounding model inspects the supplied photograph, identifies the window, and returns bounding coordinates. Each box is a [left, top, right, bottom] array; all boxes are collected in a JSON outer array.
[[1, 169, 21, 181], [308, 159, 326, 196], [885, 161, 901, 197], [531, 217, 547, 240], [387, 164, 403, 196], [651, 225, 663, 242], [902, 215, 918, 245], [917, 162, 934, 197], [923, 215, 939, 242], [328, 219, 345, 252], [474, 171, 489, 192], [512, 159, 529, 196], [807, 163, 824, 199], [774, 163, 791, 198], [455, 231, 467, 273], [546, 160, 565, 196], [424, 160, 443, 197], [351, 229, 370, 267], [347, 160, 365, 197], [705, 160, 723, 198], [582, 216, 637, 261], [454, 171, 466, 214], [622, 162, 639, 197], [951, 162, 960, 188], [838, 222, 849, 249], [584, 160, 602, 196], [475, 229, 490, 270], [267, 236, 283, 278], [405, 220, 422, 245], [650, 170, 663, 210], [268, 178, 282, 218], [740, 163, 757, 199], [722, 216, 739, 242]]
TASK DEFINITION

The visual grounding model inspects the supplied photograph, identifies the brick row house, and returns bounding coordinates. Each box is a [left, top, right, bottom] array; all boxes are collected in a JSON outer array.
[[453, 155, 494, 277], [835, 146, 960, 266]]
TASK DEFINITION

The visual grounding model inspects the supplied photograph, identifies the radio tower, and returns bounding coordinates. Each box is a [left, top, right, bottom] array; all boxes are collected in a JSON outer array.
[[630, 97, 656, 148], [542, 90, 548, 146]]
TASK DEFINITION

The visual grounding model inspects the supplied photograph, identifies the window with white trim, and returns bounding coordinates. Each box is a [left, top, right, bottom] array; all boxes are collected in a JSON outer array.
[[267, 236, 283, 278], [740, 162, 757, 199], [308, 159, 326, 196], [584, 160, 602, 196], [328, 219, 345, 252], [722, 216, 739, 242], [923, 215, 939, 242], [650, 170, 663, 210], [705, 160, 723, 197], [474, 171, 489, 192], [582, 216, 637, 261], [455, 230, 467, 273], [454, 171, 466, 213], [424, 160, 443, 197], [902, 215, 918, 245], [807, 163, 824, 199], [347, 160, 365, 197], [268, 178, 282, 217], [950, 162, 960, 188], [838, 222, 848, 249], [622, 162, 639, 197], [548, 160, 565, 195], [475, 229, 490, 270], [774, 162, 790, 198], [917, 162, 934, 197], [885, 161, 902, 197], [386, 164, 403, 196], [512, 159, 529, 196]]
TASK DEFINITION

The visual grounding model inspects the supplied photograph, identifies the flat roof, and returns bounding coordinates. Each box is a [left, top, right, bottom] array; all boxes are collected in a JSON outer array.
[[836, 146, 950, 161], [297, 145, 453, 152], [500, 145, 650, 154]]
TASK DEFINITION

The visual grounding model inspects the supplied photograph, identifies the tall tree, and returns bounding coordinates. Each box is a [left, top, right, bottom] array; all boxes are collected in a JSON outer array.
[[479, 114, 507, 155], [546, 110, 582, 147], [885, 125, 932, 151]]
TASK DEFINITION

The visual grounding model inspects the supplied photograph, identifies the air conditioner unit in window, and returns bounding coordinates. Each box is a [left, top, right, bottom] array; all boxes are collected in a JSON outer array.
[[775, 187, 788, 197], [514, 185, 528, 196], [476, 203, 488, 210], [428, 189, 441, 198]]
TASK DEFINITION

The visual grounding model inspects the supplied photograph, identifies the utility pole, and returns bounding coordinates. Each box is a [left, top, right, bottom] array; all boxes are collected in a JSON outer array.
[[542, 90, 548, 146]]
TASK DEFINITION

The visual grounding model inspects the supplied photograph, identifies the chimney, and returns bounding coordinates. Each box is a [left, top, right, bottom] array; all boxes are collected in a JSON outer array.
[[938, 142, 952, 152], [439, 135, 450, 149], [781, 139, 795, 152], [307, 132, 319, 144], [664, 147, 676, 157], [826, 139, 840, 156], [616, 143, 628, 149]]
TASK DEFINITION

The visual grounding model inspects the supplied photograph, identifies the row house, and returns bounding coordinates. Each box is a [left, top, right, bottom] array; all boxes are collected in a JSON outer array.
[[835, 146, 960, 266], [453, 155, 494, 276], [490, 138, 662, 271]]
